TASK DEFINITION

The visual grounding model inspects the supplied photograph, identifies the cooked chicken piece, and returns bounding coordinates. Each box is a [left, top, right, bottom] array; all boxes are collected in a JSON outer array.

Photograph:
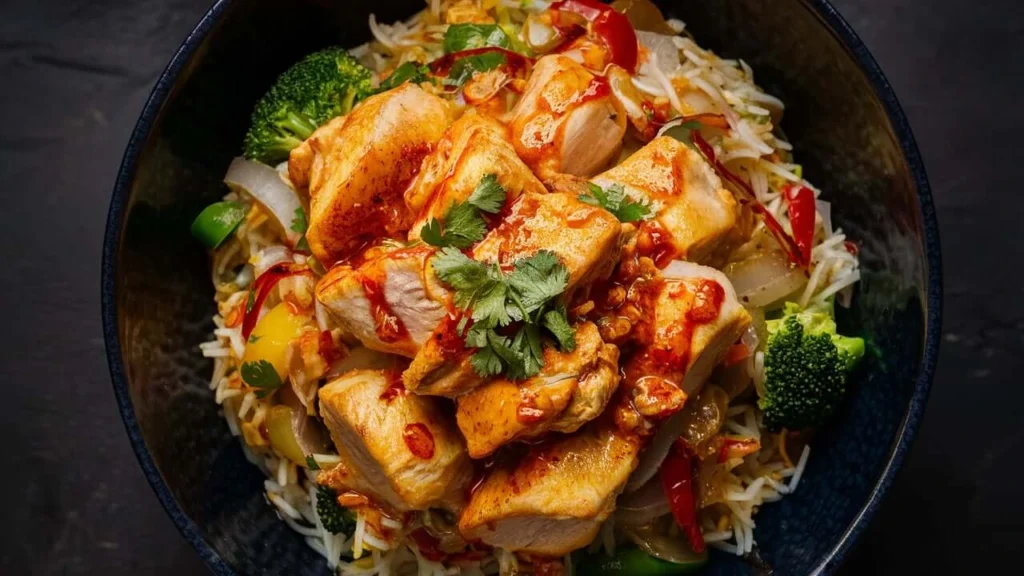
[[621, 261, 751, 424], [459, 424, 641, 556], [508, 55, 626, 180], [289, 84, 452, 264], [403, 193, 623, 396], [446, 0, 494, 23], [591, 136, 748, 265], [316, 245, 448, 357], [455, 322, 620, 458], [472, 192, 623, 300], [405, 111, 546, 241], [317, 369, 472, 512]]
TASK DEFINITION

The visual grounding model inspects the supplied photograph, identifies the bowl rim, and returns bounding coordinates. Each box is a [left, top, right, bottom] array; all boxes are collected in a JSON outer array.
[[100, 1, 942, 574]]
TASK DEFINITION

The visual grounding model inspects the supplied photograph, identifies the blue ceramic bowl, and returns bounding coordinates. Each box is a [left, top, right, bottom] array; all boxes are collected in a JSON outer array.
[[101, 0, 942, 573]]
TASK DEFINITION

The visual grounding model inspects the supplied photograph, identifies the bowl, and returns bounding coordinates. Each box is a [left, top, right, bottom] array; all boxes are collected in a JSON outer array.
[[101, 0, 942, 573]]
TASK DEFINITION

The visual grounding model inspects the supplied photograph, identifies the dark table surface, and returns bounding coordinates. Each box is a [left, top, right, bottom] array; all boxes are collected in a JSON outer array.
[[1, 0, 1021, 574]]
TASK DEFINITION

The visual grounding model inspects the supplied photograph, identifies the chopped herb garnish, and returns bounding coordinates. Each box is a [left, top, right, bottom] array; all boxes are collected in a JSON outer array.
[[291, 207, 310, 251], [445, 51, 507, 88], [421, 174, 506, 249], [663, 119, 706, 152], [443, 23, 512, 54], [374, 61, 431, 93], [431, 247, 576, 379], [240, 359, 282, 398], [305, 455, 320, 470], [248, 334, 262, 344], [579, 182, 653, 223]]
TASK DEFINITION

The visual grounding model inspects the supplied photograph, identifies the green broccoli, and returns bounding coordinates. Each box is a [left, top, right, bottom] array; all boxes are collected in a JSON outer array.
[[315, 484, 355, 535], [759, 302, 865, 431], [243, 47, 373, 165]]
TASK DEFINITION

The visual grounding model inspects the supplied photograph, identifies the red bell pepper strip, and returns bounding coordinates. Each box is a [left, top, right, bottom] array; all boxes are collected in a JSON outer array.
[[241, 263, 309, 340], [660, 440, 705, 553], [687, 125, 805, 267], [784, 183, 816, 267], [551, 0, 639, 72]]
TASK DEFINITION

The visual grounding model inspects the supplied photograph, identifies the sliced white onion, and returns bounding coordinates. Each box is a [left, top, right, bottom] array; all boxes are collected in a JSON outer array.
[[616, 476, 670, 524], [626, 410, 684, 492], [252, 245, 293, 278], [224, 157, 303, 248], [524, 15, 560, 53], [637, 31, 681, 75], [816, 199, 833, 238], [723, 252, 807, 309]]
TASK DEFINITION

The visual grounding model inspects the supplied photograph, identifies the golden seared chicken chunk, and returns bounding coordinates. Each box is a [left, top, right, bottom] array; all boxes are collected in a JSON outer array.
[[405, 111, 546, 241], [315, 245, 448, 358], [473, 192, 623, 299], [455, 322, 620, 458], [458, 424, 640, 556], [620, 261, 751, 428], [317, 369, 472, 512], [403, 193, 623, 396], [509, 55, 626, 180], [591, 136, 747, 265], [289, 84, 452, 264]]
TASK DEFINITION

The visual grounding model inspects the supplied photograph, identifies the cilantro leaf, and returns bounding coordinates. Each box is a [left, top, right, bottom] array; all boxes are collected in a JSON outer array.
[[467, 174, 507, 214], [506, 250, 570, 314], [579, 182, 653, 223], [291, 207, 310, 251], [432, 247, 490, 291], [443, 24, 511, 54], [446, 52, 506, 88], [508, 325, 544, 379], [470, 280, 512, 327], [240, 360, 282, 398], [420, 174, 504, 248], [305, 455, 320, 470], [470, 343, 505, 377], [542, 305, 577, 352], [420, 218, 445, 247], [374, 61, 431, 94], [663, 119, 705, 152]]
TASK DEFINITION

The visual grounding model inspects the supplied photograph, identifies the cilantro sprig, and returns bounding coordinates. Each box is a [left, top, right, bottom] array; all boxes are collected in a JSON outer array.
[[421, 174, 506, 248], [579, 182, 653, 223], [291, 207, 310, 251], [240, 359, 282, 398], [431, 247, 576, 379]]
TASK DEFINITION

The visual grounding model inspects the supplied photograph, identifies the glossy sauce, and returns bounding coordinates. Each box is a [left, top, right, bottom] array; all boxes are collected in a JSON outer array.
[[402, 423, 436, 459], [516, 388, 547, 424], [359, 275, 409, 344], [379, 371, 408, 403]]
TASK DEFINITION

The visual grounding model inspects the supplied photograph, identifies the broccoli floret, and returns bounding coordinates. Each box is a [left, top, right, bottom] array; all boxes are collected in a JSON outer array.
[[759, 302, 865, 431], [243, 47, 373, 165], [315, 484, 355, 535]]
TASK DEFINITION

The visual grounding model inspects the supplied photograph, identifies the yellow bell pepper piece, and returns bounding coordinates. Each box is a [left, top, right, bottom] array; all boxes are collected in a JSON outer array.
[[242, 302, 310, 381]]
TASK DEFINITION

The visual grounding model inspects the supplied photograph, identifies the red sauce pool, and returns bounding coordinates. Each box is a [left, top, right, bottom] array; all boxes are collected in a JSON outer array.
[[402, 423, 436, 459]]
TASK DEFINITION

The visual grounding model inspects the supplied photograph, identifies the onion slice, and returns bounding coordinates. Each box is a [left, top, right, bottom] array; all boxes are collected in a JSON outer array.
[[224, 157, 304, 248], [626, 410, 684, 492], [617, 476, 671, 524], [723, 251, 807, 309]]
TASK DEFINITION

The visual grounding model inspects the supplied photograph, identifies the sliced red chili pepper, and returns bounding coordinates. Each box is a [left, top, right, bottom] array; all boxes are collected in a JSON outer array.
[[688, 127, 805, 267], [717, 437, 761, 463], [241, 263, 309, 340], [551, 0, 638, 72], [784, 183, 816, 267], [660, 439, 705, 553]]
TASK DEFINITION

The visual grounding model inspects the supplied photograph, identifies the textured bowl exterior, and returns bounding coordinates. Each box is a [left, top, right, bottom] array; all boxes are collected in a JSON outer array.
[[101, 1, 941, 574]]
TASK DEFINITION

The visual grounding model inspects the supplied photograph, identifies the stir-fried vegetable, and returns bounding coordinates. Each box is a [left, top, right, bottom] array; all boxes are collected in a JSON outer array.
[[660, 440, 705, 553], [241, 263, 310, 340], [759, 302, 865, 430], [242, 47, 372, 164], [575, 545, 707, 574], [374, 61, 431, 93], [784, 183, 816, 266], [223, 157, 305, 248], [724, 251, 807, 308], [551, 0, 639, 71], [242, 301, 311, 389], [443, 23, 513, 53], [190, 201, 247, 248], [315, 484, 356, 535]]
